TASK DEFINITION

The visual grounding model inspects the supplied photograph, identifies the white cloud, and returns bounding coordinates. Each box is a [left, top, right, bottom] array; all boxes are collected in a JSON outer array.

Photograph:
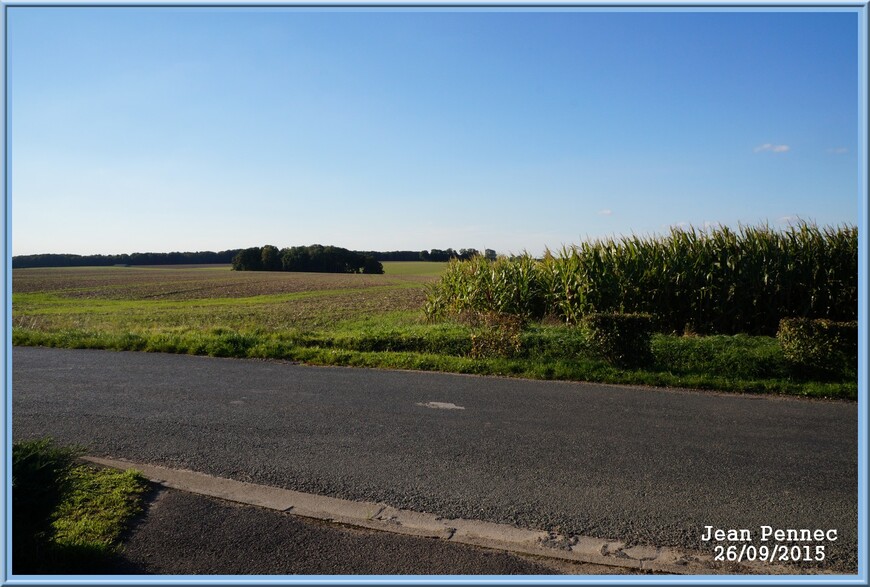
[[598, 209, 613, 216], [754, 143, 790, 153], [827, 147, 848, 154], [777, 215, 800, 224]]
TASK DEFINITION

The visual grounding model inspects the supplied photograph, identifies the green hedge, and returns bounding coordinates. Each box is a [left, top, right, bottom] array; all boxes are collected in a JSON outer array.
[[584, 313, 653, 368], [777, 318, 857, 380]]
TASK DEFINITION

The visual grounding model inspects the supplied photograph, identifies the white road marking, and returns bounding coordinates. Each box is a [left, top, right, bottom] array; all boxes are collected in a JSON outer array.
[[416, 401, 465, 410]]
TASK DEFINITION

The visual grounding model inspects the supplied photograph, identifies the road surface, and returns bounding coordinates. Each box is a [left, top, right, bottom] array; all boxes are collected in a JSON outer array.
[[11, 347, 859, 572], [106, 488, 579, 575]]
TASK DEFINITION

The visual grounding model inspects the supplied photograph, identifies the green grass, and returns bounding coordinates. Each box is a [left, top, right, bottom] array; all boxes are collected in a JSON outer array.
[[12, 264, 856, 400], [12, 438, 149, 574], [12, 321, 856, 400], [14, 284, 422, 313], [52, 466, 149, 552], [381, 261, 449, 276]]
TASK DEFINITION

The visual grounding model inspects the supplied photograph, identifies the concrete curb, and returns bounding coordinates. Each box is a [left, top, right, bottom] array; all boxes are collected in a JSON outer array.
[[84, 456, 800, 576]]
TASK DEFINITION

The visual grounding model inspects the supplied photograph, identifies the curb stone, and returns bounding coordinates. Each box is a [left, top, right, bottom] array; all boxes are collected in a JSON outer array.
[[84, 456, 807, 576]]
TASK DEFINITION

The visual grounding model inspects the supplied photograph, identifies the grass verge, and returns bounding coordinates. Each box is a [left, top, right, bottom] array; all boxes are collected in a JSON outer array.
[[13, 323, 856, 400], [12, 438, 149, 574], [12, 265, 855, 401]]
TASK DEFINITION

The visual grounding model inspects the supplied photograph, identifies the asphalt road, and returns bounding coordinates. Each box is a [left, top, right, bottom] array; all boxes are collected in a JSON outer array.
[[12, 347, 859, 572], [105, 488, 571, 575]]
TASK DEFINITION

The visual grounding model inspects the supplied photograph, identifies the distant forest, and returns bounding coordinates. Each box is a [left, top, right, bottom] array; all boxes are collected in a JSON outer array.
[[12, 247, 492, 269], [11, 250, 242, 269], [233, 245, 384, 274], [233, 245, 489, 274]]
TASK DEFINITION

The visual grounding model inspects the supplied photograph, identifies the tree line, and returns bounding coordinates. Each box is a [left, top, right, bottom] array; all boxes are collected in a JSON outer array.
[[358, 248, 488, 262], [13, 247, 496, 269], [232, 245, 385, 274], [11, 250, 242, 269]]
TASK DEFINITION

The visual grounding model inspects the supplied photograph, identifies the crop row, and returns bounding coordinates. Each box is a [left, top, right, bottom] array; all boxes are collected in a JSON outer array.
[[424, 223, 857, 335]]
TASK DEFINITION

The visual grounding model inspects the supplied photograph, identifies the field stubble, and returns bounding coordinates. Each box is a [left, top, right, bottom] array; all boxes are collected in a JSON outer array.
[[13, 265, 416, 300]]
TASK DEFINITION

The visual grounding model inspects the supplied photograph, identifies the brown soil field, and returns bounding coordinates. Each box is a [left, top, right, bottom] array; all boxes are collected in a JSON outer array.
[[13, 266, 428, 301]]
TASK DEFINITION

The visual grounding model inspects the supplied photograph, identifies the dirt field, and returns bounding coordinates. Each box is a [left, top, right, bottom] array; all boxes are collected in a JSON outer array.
[[12, 264, 439, 301]]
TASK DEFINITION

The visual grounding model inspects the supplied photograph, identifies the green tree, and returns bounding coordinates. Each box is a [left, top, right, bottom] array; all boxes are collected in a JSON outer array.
[[281, 247, 311, 272], [362, 256, 384, 274], [232, 247, 263, 271], [261, 245, 281, 271]]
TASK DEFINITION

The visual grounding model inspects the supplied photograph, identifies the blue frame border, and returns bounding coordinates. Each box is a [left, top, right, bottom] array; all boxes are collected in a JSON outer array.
[[2, 0, 10, 582], [1, 2, 867, 585]]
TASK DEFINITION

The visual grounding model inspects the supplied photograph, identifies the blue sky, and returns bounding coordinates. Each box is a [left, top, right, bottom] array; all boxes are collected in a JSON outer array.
[[7, 7, 862, 256]]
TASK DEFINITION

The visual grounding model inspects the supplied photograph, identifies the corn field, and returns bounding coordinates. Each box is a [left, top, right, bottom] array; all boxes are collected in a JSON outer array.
[[424, 223, 858, 335]]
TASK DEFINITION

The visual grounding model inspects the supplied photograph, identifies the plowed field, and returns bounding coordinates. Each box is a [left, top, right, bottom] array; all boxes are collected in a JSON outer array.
[[13, 265, 428, 301]]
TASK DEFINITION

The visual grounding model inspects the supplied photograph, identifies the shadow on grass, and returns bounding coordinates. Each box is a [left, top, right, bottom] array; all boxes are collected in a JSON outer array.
[[14, 486, 161, 575], [13, 437, 158, 575], [43, 483, 165, 575]]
